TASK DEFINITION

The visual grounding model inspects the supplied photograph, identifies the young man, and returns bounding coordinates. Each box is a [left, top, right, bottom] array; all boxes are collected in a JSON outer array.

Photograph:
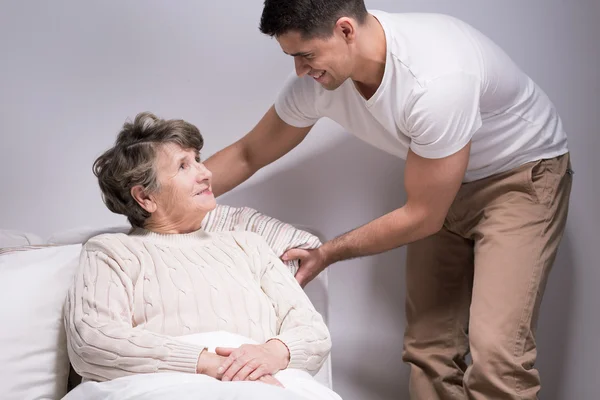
[[204, 1, 573, 398]]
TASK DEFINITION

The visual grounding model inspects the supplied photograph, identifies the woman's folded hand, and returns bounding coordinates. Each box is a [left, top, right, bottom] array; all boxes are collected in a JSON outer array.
[[258, 374, 285, 387], [215, 339, 290, 382], [196, 350, 227, 378]]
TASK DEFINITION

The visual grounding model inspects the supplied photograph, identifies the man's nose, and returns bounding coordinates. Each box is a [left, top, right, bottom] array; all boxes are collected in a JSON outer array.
[[294, 57, 309, 77]]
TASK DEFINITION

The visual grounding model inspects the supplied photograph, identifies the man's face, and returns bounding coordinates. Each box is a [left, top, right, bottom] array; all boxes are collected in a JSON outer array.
[[276, 30, 354, 91]]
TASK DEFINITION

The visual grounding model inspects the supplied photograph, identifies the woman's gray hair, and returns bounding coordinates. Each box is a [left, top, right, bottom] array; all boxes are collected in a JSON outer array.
[[93, 112, 204, 228]]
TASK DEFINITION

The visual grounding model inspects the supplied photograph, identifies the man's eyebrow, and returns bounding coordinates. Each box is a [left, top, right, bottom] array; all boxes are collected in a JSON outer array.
[[284, 50, 312, 57]]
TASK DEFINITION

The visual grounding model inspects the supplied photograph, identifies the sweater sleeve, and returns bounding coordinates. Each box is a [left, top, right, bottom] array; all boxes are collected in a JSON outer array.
[[241, 233, 332, 375], [64, 238, 206, 382]]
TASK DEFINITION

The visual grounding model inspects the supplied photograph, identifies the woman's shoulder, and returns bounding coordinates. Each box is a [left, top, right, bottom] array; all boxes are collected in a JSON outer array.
[[83, 232, 139, 257], [208, 230, 270, 255], [221, 230, 268, 247]]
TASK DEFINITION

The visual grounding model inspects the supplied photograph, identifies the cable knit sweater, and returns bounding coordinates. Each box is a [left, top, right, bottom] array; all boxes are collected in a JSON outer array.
[[64, 228, 331, 382]]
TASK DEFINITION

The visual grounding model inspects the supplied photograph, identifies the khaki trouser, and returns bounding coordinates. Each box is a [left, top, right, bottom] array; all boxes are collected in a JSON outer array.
[[403, 153, 573, 400]]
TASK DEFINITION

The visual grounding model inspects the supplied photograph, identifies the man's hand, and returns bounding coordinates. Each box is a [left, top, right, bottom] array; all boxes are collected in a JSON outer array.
[[196, 350, 227, 379], [215, 340, 290, 382], [282, 246, 329, 288]]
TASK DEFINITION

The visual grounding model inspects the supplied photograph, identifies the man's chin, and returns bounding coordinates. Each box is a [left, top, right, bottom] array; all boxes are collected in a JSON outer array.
[[321, 81, 341, 91], [320, 76, 348, 91]]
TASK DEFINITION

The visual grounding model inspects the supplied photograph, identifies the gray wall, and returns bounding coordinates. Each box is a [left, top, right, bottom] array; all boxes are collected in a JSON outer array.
[[1, 1, 598, 399]]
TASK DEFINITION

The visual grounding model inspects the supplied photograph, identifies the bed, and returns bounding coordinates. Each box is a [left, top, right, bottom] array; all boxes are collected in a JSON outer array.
[[0, 207, 334, 400]]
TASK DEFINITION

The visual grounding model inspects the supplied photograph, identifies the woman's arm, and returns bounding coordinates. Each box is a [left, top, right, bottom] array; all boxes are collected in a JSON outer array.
[[214, 232, 332, 382], [64, 238, 213, 382], [249, 232, 332, 372], [258, 238, 332, 374]]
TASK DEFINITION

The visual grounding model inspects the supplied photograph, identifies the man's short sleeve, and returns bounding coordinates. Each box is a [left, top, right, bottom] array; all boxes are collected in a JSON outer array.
[[274, 72, 321, 128], [407, 73, 482, 159]]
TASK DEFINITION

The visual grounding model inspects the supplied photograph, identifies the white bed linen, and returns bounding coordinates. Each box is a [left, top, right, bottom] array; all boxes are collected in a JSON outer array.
[[63, 331, 342, 400]]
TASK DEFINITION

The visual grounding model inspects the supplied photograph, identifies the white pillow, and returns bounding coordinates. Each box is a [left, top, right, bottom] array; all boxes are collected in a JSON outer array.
[[0, 229, 44, 248], [0, 244, 81, 400]]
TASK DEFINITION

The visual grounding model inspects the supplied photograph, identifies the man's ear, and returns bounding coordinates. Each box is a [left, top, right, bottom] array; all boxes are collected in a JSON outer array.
[[335, 17, 357, 43], [131, 185, 157, 213]]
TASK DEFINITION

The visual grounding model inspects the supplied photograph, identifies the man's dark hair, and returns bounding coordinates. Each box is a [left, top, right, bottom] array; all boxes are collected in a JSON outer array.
[[259, 0, 368, 39]]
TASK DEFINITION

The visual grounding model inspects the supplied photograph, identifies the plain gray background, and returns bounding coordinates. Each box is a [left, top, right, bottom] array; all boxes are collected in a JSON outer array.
[[1, 1, 598, 399]]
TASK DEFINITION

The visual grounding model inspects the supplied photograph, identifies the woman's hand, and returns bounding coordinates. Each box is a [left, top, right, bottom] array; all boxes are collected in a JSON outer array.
[[215, 339, 290, 382], [259, 374, 285, 388], [196, 350, 227, 379]]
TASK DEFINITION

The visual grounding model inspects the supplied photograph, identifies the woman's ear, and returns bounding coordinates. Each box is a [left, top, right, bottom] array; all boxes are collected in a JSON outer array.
[[131, 185, 157, 213]]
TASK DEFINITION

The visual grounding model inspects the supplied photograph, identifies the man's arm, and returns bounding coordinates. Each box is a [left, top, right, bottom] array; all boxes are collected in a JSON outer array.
[[320, 141, 470, 265], [204, 105, 313, 197]]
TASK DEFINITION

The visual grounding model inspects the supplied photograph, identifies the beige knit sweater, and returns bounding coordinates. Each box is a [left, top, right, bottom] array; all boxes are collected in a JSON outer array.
[[64, 228, 331, 382]]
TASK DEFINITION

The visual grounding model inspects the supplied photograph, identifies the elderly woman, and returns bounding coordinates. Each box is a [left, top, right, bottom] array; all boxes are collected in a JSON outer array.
[[64, 112, 332, 393]]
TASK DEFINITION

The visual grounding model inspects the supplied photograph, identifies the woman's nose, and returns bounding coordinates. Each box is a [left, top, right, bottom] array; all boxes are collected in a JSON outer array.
[[196, 162, 212, 181]]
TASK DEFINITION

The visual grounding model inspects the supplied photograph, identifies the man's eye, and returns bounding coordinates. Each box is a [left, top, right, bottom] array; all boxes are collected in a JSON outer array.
[[180, 163, 186, 170]]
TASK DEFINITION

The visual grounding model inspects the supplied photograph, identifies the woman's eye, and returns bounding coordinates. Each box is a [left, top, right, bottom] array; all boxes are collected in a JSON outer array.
[[179, 163, 186, 170]]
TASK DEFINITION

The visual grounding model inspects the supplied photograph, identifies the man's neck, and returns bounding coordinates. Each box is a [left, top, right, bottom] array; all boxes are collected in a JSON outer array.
[[351, 13, 387, 99]]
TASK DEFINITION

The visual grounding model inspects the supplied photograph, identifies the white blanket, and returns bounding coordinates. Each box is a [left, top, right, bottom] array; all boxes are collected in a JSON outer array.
[[62, 331, 342, 400]]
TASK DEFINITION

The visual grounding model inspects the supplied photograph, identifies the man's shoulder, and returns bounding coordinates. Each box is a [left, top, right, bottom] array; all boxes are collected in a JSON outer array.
[[279, 71, 324, 98], [370, 9, 475, 53], [369, 9, 464, 25], [275, 71, 353, 127]]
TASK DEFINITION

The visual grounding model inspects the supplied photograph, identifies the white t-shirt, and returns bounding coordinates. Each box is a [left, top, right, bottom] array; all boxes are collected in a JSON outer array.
[[274, 10, 568, 182]]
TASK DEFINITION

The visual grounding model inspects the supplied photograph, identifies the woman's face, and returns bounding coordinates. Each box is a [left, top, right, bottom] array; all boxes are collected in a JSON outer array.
[[144, 142, 216, 231]]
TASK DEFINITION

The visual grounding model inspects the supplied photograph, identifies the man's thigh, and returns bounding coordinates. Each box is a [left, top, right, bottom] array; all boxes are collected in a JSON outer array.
[[456, 153, 572, 395], [467, 154, 572, 341], [404, 226, 474, 349]]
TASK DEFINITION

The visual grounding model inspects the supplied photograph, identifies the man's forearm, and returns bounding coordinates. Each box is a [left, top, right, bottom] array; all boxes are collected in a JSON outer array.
[[321, 205, 441, 265], [204, 143, 255, 197]]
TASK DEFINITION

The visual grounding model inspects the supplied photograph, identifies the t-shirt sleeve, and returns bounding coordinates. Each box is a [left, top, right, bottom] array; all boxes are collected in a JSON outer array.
[[274, 72, 321, 128], [406, 73, 482, 159]]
